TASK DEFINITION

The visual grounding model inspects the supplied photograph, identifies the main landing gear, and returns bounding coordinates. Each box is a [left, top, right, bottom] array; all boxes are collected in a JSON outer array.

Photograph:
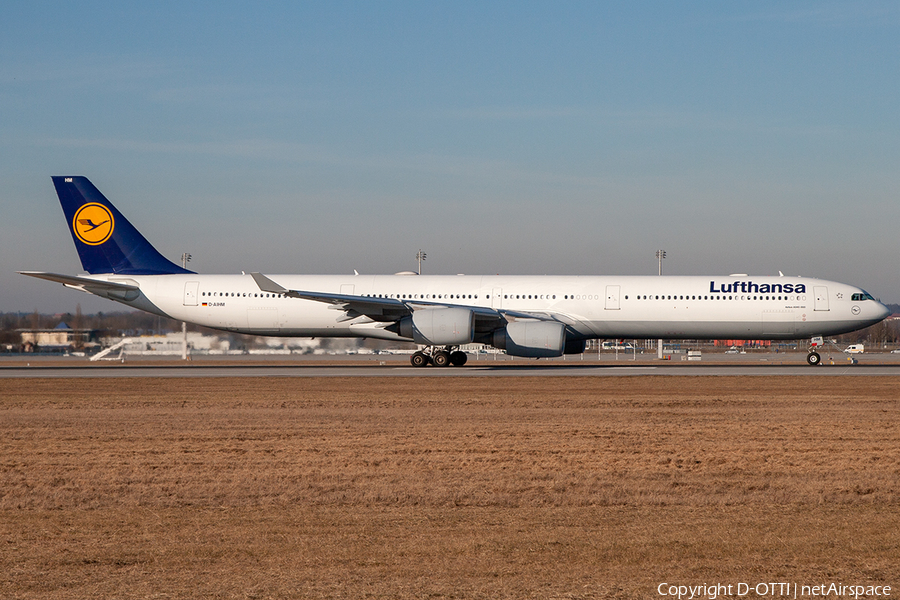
[[410, 346, 469, 368]]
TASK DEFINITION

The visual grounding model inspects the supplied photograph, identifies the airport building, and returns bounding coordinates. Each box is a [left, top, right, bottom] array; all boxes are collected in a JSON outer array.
[[18, 322, 98, 352]]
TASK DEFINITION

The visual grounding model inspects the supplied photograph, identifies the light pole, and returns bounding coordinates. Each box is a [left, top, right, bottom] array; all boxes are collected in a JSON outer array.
[[416, 250, 426, 275], [656, 250, 666, 359], [181, 253, 192, 360]]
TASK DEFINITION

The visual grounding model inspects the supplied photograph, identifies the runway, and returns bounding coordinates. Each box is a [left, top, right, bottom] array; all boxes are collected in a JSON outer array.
[[2, 361, 899, 377]]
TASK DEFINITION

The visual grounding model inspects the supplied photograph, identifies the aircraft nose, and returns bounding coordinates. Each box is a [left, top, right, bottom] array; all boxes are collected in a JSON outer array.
[[876, 302, 892, 321]]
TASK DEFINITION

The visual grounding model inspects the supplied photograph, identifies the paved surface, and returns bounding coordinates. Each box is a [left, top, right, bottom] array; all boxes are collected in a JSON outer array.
[[2, 359, 898, 377]]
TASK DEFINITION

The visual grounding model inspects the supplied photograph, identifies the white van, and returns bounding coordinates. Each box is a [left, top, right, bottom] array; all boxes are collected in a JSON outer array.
[[601, 341, 634, 350], [844, 344, 864, 354]]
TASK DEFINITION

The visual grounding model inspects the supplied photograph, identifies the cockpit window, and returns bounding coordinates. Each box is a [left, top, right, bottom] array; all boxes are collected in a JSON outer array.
[[851, 291, 876, 301]]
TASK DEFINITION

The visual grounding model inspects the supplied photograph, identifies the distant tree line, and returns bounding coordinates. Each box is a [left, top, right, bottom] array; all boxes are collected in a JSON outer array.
[[0, 309, 405, 353], [0, 308, 184, 346]]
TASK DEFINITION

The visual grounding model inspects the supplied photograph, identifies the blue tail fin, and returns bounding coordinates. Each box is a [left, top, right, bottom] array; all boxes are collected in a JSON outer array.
[[53, 176, 194, 275]]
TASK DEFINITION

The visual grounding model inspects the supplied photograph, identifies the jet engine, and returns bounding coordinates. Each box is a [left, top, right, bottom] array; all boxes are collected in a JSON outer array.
[[395, 307, 475, 345], [492, 320, 567, 358]]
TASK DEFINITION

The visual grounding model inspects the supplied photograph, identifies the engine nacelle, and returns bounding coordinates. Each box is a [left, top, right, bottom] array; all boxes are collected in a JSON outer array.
[[397, 307, 475, 346], [492, 321, 566, 358]]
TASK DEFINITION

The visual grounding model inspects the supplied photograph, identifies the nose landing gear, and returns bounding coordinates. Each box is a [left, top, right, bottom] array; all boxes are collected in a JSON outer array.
[[806, 336, 823, 366]]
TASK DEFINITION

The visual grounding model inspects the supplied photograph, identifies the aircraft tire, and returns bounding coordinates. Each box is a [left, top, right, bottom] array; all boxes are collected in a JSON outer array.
[[411, 352, 430, 368], [806, 352, 821, 366], [432, 350, 451, 367], [449, 351, 468, 367]]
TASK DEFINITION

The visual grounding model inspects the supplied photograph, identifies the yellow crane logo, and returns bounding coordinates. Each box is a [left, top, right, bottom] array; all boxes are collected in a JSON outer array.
[[73, 203, 114, 245]]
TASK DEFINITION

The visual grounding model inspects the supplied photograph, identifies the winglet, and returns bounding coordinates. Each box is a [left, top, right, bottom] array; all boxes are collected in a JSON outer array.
[[250, 272, 299, 297]]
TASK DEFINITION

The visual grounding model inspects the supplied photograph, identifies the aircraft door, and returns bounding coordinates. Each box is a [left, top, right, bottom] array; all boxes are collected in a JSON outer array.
[[814, 286, 829, 311], [492, 288, 503, 309], [605, 285, 621, 310], [183, 281, 199, 306], [340, 284, 355, 296]]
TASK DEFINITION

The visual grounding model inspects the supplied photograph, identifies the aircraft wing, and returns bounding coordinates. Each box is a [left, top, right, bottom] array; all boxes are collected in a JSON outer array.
[[250, 272, 518, 325], [251, 272, 411, 322]]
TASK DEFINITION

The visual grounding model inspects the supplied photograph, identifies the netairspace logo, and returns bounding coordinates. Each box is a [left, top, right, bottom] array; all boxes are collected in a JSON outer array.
[[657, 582, 892, 599]]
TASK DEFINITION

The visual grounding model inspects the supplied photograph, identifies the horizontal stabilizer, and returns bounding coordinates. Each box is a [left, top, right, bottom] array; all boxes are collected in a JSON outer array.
[[19, 271, 141, 301], [19, 271, 139, 291]]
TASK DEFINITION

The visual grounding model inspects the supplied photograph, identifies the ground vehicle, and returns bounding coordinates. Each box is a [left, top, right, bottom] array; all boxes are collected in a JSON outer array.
[[601, 341, 635, 350], [844, 344, 865, 354]]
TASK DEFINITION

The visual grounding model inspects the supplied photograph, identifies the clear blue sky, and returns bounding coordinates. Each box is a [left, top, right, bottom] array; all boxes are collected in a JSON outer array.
[[2, 1, 898, 313]]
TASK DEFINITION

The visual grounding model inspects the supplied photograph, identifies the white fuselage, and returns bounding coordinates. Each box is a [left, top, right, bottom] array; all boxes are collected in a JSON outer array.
[[82, 273, 889, 342]]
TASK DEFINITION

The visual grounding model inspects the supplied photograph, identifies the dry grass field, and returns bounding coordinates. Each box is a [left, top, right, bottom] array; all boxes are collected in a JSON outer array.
[[1, 376, 898, 599]]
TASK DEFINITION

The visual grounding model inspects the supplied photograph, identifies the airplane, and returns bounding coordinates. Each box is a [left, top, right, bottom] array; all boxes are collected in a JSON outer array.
[[20, 176, 891, 367]]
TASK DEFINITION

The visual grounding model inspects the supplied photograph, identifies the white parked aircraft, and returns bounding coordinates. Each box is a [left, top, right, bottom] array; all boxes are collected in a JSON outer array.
[[21, 177, 890, 366]]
